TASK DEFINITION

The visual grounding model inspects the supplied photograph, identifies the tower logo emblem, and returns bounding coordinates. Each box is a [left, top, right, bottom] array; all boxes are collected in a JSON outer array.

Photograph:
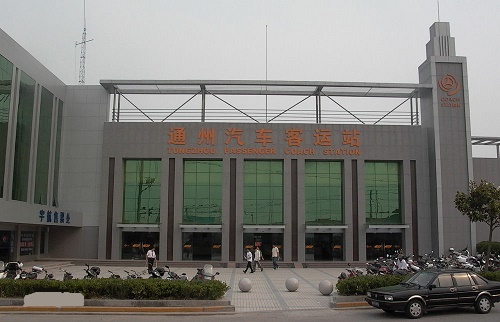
[[438, 74, 461, 96]]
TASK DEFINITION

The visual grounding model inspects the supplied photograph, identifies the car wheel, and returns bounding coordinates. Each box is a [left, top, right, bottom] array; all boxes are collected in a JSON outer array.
[[405, 299, 424, 319], [475, 295, 492, 314]]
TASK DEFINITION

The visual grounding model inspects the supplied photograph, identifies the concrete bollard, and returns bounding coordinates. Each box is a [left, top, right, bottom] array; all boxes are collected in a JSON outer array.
[[285, 277, 299, 292], [238, 277, 252, 292], [319, 280, 333, 295]]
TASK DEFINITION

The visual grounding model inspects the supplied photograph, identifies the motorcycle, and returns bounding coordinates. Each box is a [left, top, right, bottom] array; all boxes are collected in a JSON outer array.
[[0, 261, 24, 279], [60, 268, 74, 281], [338, 263, 363, 279], [191, 264, 220, 281], [164, 266, 187, 280], [83, 263, 101, 279], [107, 270, 121, 279], [28, 266, 54, 280], [124, 269, 144, 279], [149, 266, 167, 279]]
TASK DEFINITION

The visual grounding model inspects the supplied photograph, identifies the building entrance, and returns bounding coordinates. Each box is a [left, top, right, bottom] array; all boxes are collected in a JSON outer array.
[[305, 233, 344, 261], [366, 233, 402, 260], [182, 232, 221, 261], [0, 231, 12, 262], [121, 232, 159, 260], [243, 233, 283, 262]]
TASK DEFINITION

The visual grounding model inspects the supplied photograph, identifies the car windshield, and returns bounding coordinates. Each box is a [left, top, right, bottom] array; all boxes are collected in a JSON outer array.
[[403, 271, 435, 287]]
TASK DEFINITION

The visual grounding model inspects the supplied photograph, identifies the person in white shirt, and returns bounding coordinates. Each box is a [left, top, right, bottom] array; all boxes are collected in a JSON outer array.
[[397, 256, 408, 270], [272, 245, 280, 269], [254, 247, 263, 272], [146, 246, 157, 273], [243, 248, 254, 273]]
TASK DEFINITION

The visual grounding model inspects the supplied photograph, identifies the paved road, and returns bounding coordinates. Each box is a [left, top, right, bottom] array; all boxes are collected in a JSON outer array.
[[1, 307, 499, 321]]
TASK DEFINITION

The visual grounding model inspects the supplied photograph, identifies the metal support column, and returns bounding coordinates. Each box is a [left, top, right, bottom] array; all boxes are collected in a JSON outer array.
[[201, 85, 206, 122]]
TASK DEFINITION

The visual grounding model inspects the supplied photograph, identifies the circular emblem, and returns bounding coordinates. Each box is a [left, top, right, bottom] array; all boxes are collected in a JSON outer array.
[[439, 74, 461, 96]]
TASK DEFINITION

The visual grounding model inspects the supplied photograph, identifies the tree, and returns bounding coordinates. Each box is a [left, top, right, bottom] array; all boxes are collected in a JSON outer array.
[[455, 180, 500, 271]]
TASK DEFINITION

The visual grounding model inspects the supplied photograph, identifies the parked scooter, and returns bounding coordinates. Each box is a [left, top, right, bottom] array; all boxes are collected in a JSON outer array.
[[338, 263, 363, 279], [191, 264, 220, 281], [83, 263, 101, 279], [60, 268, 74, 281], [164, 266, 187, 280], [107, 270, 121, 279], [28, 266, 54, 280], [0, 261, 24, 279], [149, 266, 167, 279]]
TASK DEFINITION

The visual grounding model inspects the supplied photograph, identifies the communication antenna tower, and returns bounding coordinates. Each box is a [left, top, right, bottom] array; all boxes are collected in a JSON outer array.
[[75, 0, 93, 84]]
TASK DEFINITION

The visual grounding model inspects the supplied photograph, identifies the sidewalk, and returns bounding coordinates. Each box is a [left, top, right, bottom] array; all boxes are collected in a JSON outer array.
[[0, 261, 369, 313]]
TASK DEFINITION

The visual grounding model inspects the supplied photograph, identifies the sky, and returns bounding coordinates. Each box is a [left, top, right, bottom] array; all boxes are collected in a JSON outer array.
[[1, 0, 500, 156]]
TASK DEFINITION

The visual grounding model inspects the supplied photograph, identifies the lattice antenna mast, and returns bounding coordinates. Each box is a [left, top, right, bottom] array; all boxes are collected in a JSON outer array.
[[75, 0, 93, 84]]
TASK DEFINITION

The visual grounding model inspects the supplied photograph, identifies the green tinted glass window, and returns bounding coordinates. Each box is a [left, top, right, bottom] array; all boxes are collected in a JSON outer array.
[[304, 161, 343, 225], [123, 160, 161, 223], [365, 161, 402, 224], [34, 87, 54, 205], [52, 100, 63, 206], [243, 160, 283, 225], [183, 160, 223, 224], [12, 71, 35, 201], [0, 55, 13, 198]]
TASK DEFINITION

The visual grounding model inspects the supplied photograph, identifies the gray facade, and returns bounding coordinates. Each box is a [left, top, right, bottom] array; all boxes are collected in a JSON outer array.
[[0, 22, 499, 264]]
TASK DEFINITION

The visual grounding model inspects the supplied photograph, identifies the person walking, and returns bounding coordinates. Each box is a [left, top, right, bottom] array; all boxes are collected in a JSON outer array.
[[254, 246, 263, 271], [146, 246, 157, 273], [243, 248, 254, 273], [272, 245, 280, 269]]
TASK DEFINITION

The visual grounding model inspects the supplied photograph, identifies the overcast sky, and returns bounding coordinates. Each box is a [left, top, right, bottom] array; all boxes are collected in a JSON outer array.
[[1, 0, 499, 155]]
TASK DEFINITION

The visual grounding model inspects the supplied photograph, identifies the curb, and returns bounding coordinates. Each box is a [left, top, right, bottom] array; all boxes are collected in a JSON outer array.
[[330, 295, 370, 309], [0, 305, 235, 314]]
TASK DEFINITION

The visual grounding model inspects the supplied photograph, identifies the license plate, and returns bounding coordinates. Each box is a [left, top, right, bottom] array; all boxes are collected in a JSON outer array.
[[372, 300, 379, 307]]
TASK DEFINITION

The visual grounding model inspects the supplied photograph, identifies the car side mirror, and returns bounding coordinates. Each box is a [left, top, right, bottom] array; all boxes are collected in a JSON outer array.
[[428, 284, 436, 290]]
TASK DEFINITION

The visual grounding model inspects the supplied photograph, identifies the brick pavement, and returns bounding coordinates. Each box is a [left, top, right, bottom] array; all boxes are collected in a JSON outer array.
[[8, 261, 367, 312]]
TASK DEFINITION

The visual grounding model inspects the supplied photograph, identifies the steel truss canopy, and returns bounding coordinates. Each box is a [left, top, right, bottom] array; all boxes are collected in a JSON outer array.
[[100, 80, 432, 98], [471, 136, 500, 158]]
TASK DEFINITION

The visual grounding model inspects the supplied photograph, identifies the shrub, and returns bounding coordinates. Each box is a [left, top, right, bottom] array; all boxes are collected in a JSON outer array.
[[0, 279, 230, 300], [479, 270, 500, 282], [336, 275, 407, 296], [476, 241, 500, 255]]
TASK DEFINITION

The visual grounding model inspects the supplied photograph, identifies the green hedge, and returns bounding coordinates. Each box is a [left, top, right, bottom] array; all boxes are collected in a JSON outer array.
[[336, 275, 407, 296], [0, 279, 230, 300], [336, 271, 500, 296], [476, 241, 500, 255]]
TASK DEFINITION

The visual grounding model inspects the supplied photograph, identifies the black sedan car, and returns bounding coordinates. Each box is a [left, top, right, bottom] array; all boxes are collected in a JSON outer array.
[[365, 269, 500, 319]]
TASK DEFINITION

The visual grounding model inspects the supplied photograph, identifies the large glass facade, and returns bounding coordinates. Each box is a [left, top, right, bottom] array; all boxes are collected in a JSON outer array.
[[12, 72, 35, 201], [33, 87, 54, 205], [243, 160, 283, 225], [0, 55, 13, 198], [51, 100, 63, 206], [183, 160, 222, 224], [365, 161, 402, 224], [304, 161, 343, 225], [123, 160, 161, 223]]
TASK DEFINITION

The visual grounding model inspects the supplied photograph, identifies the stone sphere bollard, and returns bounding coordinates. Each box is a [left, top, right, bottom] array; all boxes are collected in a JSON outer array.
[[238, 277, 252, 292], [319, 280, 334, 296], [285, 277, 299, 292]]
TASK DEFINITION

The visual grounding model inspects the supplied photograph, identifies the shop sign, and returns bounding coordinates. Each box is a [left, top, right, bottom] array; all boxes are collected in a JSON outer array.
[[167, 127, 362, 156], [20, 231, 34, 256], [38, 209, 71, 224]]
